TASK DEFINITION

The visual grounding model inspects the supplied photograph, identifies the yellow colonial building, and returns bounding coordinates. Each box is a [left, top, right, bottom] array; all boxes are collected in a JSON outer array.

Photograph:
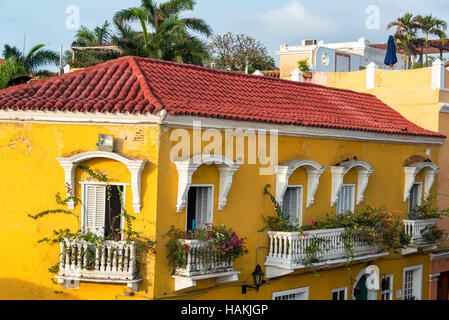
[[0, 56, 445, 300]]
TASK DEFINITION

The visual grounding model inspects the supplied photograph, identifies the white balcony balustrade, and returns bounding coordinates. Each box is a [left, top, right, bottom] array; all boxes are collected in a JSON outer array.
[[172, 239, 240, 291], [55, 238, 141, 291], [265, 228, 385, 278], [403, 219, 437, 243]]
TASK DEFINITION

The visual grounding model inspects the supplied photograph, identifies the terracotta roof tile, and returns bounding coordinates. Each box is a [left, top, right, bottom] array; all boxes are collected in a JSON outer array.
[[0, 56, 444, 138]]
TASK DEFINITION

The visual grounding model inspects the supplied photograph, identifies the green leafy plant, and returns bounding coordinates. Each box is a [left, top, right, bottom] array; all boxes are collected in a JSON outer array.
[[413, 193, 449, 220], [166, 224, 247, 270], [259, 184, 298, 232], [421, 225, 445, 242], [260, 184, 412, 270], [297, 58, 310, 72], [29, 163, 156, 292]]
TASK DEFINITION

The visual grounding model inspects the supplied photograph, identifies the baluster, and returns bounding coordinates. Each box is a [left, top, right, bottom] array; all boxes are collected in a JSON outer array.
[[123, 245, 129, 273], [129, 242, 137, 274], [118, 244, 124, 272], [82, 243, 88, 270], [76, 243, 82, 270], [112, 245, 118, 272], [68, 241, 75, 271], [95, 246, 100, 271], [59, 241, 65, 273], [101, 245, 106, 272]]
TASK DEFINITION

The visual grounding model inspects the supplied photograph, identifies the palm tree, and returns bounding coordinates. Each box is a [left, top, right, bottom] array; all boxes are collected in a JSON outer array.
[[414, 14, 447, 65], [0, 58, 26, 89], [73, 20, 112, 47], [2, 44, 59, 76], [388, 13, 420, 69], [113, 0, 212, 65]]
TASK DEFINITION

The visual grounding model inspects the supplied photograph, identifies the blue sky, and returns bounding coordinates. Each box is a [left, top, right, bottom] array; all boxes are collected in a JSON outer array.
[[1, 0, 449, 68]]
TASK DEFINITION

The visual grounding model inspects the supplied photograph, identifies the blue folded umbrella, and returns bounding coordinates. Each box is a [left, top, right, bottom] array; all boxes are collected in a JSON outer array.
[[384, 35, 398, 67]]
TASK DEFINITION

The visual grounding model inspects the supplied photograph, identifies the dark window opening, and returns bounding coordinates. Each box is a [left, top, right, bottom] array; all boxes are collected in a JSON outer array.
[[187, 187, 197, 232], [105, 185, 123, 239]]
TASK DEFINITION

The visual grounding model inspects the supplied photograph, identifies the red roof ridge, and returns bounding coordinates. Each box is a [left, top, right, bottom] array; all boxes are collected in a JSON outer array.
[[0, 56, 444, 139], [127, 56, 164, 113], [129, 56, 382, 100]]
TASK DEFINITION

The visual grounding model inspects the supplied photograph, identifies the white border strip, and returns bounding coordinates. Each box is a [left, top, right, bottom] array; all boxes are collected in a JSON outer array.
[[162, 115, 444, 145], [0, 110, 443, 145]]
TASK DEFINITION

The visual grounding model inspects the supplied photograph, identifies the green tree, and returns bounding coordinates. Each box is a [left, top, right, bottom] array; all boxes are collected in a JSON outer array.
[[73, 20, 112, 46], [113, 0, 212, 65], [209, 32, 276, 73], [414, 14, 447, 65], [387, 13, 420, 69], [0, 58, 27, 89], [2, 44, 59, 76]]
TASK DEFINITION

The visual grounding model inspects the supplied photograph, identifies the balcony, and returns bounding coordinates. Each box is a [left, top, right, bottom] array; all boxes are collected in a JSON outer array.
[[402, 219, 438, 254], [264, 228, 387, 278], [55, 238, 141, 291], [172, 239, 240, 291]]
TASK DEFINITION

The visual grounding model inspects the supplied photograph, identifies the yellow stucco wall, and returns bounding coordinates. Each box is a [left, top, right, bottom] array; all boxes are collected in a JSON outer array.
[[152, 126, 438, 300], [0, 122, 160, 299], [0, 119, 440, 300], [314, 66, 449, 252]]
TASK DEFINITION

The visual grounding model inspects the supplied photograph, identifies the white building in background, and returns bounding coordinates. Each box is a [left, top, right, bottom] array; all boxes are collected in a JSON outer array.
[[277, 37, 405, 79]]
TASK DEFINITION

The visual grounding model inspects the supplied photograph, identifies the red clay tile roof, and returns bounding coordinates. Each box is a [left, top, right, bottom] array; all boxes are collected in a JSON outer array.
[[0, 56, 444, 138]]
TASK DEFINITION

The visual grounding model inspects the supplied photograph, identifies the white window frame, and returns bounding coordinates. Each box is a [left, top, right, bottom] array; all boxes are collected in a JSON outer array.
[[185, 184, 214, 231], [331, 287, 347, 300], [336, 184, 355, 215], [402, 265, 423, 300], [282, 185, 303, 226], [272, 287, 309, 300], [80, 181, 128, 240], [408, 182, 422, 216], [381, 274, 394, 300]]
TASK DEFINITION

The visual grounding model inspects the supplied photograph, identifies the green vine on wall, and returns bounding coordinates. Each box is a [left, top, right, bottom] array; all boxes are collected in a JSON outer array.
[[29, 162, 156, 293], [260, 184, 413, 272]]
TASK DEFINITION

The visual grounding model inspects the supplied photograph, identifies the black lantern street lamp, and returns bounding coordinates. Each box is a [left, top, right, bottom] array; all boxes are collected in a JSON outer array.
[[242, 264, 266, 294]]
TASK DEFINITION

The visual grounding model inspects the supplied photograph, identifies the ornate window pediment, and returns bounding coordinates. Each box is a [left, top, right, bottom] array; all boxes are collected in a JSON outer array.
[[403, 162, 439, 202], [174, 154, 240, 213], [330, 160, 374, 207], [56, 151, 148, 213], [275, 159, 325, 208]]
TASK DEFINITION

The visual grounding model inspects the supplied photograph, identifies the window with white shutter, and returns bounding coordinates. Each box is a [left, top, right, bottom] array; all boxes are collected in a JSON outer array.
[[82, 184, 124, 238], [84, 185, 106, 237], [282, 186, 303, 225], [187, 185, 213, 231], [336, 184, 355, 215], [272, 287, 309, 300], [403, 265, 423, 300], [332, 287, 347, 300], [408, 183, 422, 219]]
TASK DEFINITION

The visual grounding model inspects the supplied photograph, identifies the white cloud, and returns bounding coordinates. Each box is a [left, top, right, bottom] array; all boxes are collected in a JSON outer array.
[[257, 0, 337, 39]]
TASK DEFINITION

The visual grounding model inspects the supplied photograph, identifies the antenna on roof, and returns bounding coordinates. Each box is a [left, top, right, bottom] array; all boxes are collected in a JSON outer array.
[[59, 45, 63, 75], [23, 33, 26, 54]]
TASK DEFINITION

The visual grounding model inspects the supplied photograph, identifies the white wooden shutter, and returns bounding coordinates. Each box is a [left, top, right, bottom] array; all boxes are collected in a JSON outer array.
[[337, 185, 355, 215], [409, 184, 421, 217], [195, 187, 211, 229], [84, 185, 106, 237], [283, 187, 300, 224]]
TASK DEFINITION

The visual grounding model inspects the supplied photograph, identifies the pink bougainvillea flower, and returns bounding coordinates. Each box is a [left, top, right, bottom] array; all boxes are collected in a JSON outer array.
[[310, 220, 315, 225], [303, 232, 308, 237], [370, 251, 375, 255]]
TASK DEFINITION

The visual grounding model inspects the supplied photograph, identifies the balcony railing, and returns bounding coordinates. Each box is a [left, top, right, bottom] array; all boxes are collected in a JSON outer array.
[[172, 239, 240, 291], [55, 238, 141, 290], [264, 228, 383, 278], [403, 219, 437, 243]]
